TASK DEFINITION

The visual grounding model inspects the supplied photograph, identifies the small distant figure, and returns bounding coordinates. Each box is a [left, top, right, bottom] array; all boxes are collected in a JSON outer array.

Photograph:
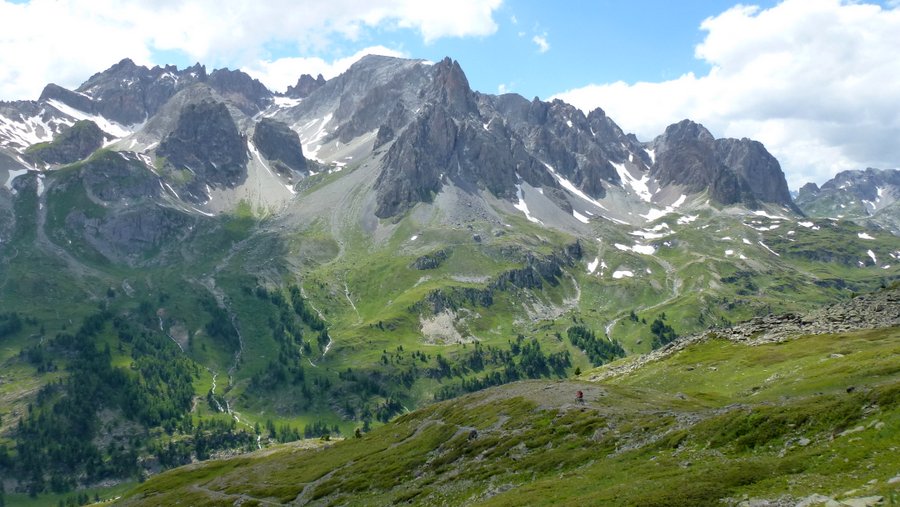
[[576, 390, 584, 403]]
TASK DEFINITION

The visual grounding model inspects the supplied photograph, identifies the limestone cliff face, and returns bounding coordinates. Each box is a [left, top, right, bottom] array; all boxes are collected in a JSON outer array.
[[796, 167, 900, 225], [207, 68, 273, 114], [650, 120, 796, 210], [157, 100, 248, 200], [24, 120, 105, 166], [285, 73, 326, 98], [252, 118, 307, 175], [70, 58, 206, 125], [373, 58, 556, 218]]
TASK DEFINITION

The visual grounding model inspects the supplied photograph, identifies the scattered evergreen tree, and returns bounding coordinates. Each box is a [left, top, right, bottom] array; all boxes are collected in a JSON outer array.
[[566, 325, 625, 366], [650, 316, 677, 348]]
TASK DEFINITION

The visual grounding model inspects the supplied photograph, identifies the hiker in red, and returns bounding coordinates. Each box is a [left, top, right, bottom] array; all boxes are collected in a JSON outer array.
[[576, 390, 584, 403]]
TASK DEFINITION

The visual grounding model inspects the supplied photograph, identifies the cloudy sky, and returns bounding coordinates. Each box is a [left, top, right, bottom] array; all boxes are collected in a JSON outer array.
[[1, 0, 898, 188]]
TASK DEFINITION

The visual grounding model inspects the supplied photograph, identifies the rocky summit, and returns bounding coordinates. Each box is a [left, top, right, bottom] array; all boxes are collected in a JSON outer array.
[[0, 54, 897, 506]]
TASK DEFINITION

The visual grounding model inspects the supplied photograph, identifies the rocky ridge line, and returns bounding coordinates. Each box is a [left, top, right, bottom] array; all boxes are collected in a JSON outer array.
[[590, 287, 900, 382]]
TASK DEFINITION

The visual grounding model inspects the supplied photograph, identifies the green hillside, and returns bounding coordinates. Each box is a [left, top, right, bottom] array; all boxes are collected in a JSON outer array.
[[2, 164, 900, 503], [116, 321, 900, 506]]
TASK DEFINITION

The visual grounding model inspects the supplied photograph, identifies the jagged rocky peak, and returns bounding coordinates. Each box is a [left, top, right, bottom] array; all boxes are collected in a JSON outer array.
[[252, 118, 307, 175], [24, 120, 105, 166], [207, 68, 273, 114], [586, 107, 630, 148], [38, 83, 94, 112], [656, 119, 716, 146], [329, 55, 430, 103], [71, 58, 205, 125], [486, 94, 630, 197], [799, 182, 820, 196], [650, 119, 796, 210], [157, 100, 248, 199], [822, 167, 900, 198], [796, 167, 900, 220], [428, 57, 477, 115], [715, 137, 795, 209], [315, 55, 432, 145], [285, 73, 326, 98], [374, 96, 555, 218], [371, 56, 571, 218]]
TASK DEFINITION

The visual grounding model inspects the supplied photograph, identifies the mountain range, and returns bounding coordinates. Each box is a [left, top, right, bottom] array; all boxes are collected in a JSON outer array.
[[0, 55, 898, 504]]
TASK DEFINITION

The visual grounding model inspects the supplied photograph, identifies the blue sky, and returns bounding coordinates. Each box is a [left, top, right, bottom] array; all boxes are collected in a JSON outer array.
[[138, 0, 783, 100], [306, 0, 783, 100], [1, 0, 898, 186]]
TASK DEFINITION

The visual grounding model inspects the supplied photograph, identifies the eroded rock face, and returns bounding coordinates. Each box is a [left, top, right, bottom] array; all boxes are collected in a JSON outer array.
[[24, 120, 105, 166], [252, 118, 307, 175], [67, 205, 194, 263], [650, 120, 797, 210], [715, 137, 795, 209], [412, 249, 450, 270], [285, 74, 326, 99], [411, 243, 581, 314], [592, 287, 900, 382], [79, 151, 159, 203], [71, 58, 207, 125], [207, 68, 273, 114], [797, 167, 900, 213], [373, 58, 556, 218], [157, 100, 248, 199]]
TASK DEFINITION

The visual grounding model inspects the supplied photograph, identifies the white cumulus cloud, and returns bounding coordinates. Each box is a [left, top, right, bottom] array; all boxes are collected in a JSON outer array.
[[553, 0, 900, 188], [532, 33, 550, 53], [0, 0, 502, 100], [243, 46, 408, 93]]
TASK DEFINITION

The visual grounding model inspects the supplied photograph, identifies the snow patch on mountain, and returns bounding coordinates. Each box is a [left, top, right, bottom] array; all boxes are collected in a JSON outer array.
[[758, 241, 780, 256], [3, 168, 28, 190], [798, 221, 820, 230], [615, 243, 656, 255], [296, 113, 333, 162], [542, 162, 606, 211], [273, 96, 303, 108], [0, 111, 56, 148], [514, 184, 542, 224], [858, 232, 875, 240], [611, 162, 652, 202], [752, 210, 788, 220], [641, 194, 686, 222], [46, 99, 136, 138], [573, 210, 590, 223], [612, 270, 634, 279], [630, 224, 671, 240]]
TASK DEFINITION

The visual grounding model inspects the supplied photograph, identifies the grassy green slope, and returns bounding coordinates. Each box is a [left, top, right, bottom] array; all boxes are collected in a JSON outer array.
[[118, 324, 900, 506], [3, 163, 900, 503]]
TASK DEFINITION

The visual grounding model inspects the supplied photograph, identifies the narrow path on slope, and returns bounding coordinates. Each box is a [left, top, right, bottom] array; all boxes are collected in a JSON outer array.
[[605, 255, 683, 341], [344, 281, 362, 323]]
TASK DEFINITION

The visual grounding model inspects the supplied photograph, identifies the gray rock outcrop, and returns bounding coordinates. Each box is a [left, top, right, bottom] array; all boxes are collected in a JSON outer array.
[[592, 287, 900, 381], [649, 120, 797, 210], [252, 118, 307, 175], [24, 120, 105, 166], [285, 73, 326, 98], [157, 100, 248, 200]]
